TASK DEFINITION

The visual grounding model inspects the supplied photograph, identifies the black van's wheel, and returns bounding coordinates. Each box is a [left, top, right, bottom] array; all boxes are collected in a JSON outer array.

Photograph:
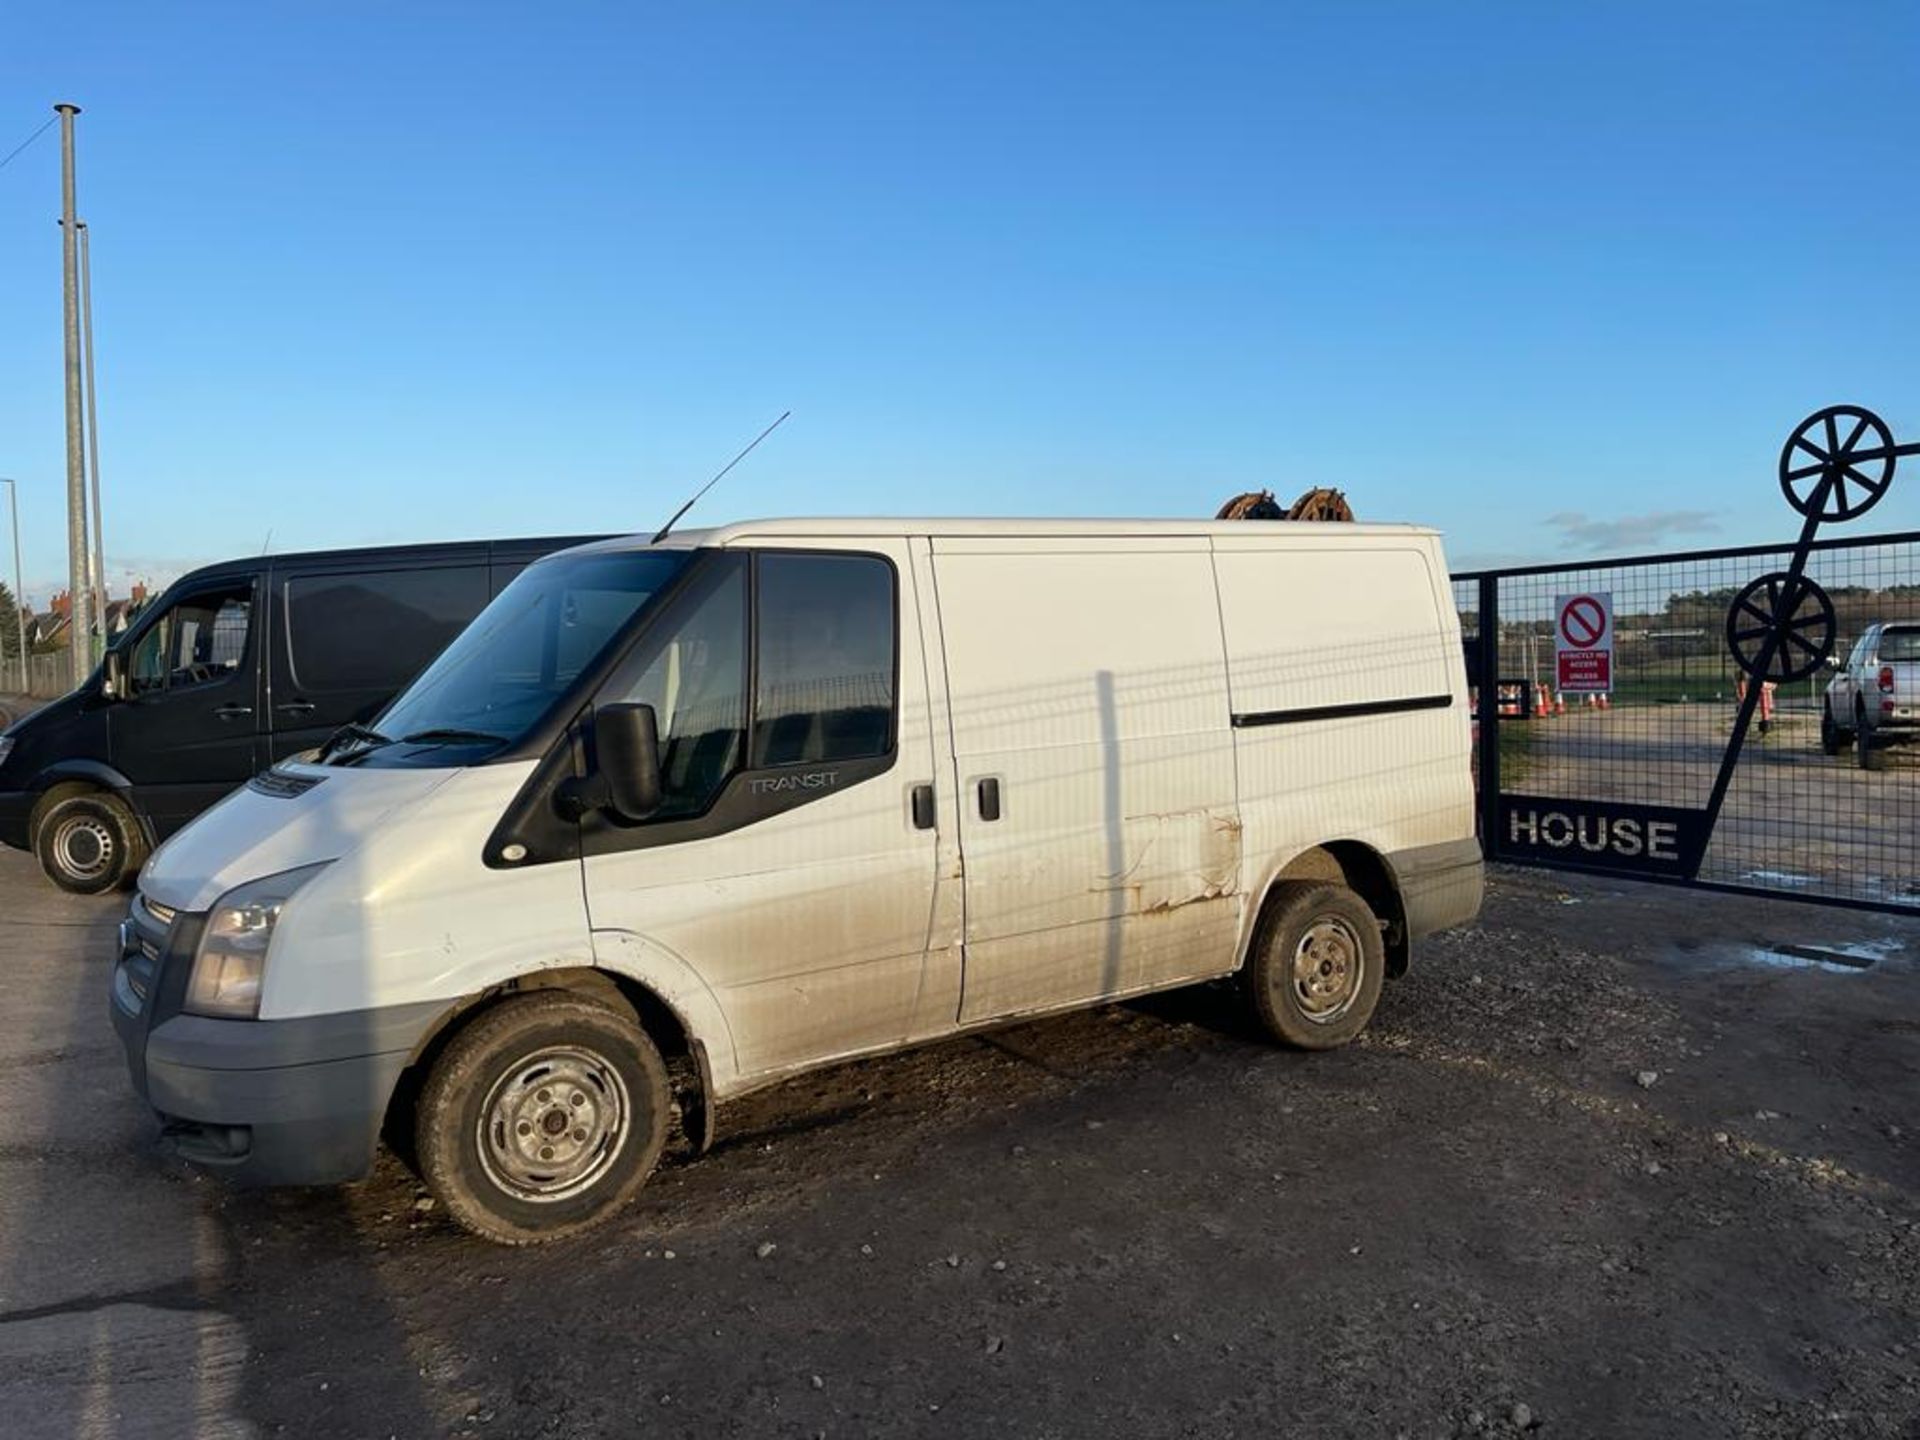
[[1244, 881, 1386, 1050], [417, 993, 669, 1245], [34, 792, 147, 894]]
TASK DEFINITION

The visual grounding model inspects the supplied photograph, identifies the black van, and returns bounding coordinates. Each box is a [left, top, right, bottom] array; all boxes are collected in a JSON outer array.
[[0, 535, 602, 892]]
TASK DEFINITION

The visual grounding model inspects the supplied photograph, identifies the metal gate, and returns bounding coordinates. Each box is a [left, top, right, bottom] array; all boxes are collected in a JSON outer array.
[[1454, 404, 1920, 914]]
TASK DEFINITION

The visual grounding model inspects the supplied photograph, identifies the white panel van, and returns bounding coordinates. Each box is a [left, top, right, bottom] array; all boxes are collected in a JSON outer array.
[[110, 518, 1482, 1243]]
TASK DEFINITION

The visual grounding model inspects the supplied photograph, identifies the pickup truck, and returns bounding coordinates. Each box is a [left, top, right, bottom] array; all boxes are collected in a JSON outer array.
[[1822, 622, 1920, 770]]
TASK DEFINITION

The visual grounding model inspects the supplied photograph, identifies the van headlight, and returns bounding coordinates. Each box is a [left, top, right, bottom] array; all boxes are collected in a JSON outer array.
[[184, 863, 330, 1019]]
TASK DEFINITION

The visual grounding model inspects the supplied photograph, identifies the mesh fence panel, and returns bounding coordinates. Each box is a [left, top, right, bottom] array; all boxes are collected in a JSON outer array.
[[1456, 532, 1920, 910]]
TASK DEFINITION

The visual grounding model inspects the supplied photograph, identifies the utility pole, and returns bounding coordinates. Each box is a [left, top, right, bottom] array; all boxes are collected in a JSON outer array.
[[55, 102, 90, 688], [79, 219, 105, 643], [0, 480, 26, 694]]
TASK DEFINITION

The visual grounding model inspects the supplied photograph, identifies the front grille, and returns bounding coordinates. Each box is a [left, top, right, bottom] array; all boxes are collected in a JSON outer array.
[[118, 892, 178, 1017]]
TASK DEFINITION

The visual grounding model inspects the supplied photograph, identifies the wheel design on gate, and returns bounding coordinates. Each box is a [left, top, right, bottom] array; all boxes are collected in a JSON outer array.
[[1778, 405, 1896, 521], [1725, 571, 1835, 684]]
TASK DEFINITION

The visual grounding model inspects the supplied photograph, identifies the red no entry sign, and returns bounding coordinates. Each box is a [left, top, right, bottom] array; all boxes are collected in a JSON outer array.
[[1555, 592, 1613, 693]]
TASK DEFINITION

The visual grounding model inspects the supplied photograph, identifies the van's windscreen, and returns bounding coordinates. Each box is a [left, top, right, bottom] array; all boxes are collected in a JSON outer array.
[[348, 550, 689, 763]]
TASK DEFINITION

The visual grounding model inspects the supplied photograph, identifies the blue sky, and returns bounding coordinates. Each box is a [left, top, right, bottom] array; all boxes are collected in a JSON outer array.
[[0, 2, 1915, 605]]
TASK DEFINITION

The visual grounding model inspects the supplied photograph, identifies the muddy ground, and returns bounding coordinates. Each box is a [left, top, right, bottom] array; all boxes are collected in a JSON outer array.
[[1, 848, 1916, 1439]]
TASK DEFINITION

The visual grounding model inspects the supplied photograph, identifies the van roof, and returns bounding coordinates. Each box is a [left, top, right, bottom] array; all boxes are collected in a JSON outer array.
[[593, 516, 1440, 551]]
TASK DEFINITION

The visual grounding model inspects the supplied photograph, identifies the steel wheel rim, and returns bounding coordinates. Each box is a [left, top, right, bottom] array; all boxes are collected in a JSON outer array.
[[476, 1046, 630, 1203], [54, 815, 114, 879], [1290, 916, 1363, 1023]]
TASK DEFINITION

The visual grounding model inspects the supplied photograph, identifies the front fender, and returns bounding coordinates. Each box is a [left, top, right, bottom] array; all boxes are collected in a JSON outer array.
[[591, 929, 742, 1097]]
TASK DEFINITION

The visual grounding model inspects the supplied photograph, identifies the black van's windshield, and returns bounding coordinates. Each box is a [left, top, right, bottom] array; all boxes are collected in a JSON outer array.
[[332, 549, 688, 765]]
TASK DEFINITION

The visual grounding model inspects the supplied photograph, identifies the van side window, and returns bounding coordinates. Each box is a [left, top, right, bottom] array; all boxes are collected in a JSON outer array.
[[752, 553, 894, 767], [127, 583, 252, 696], [284, 567, 488, 692], [618, 564, 749, 818]]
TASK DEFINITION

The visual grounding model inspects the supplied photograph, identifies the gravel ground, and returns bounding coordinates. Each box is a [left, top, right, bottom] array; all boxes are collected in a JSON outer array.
[[1, 851, 1916, 1439]]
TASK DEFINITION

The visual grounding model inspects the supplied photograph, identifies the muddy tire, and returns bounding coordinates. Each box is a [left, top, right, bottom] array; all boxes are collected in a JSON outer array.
[[34, 791, 147, 894], [417, 993, 670, 1245], [1243, 881, 1386, 1050], [1820, 706, 1848, 755]]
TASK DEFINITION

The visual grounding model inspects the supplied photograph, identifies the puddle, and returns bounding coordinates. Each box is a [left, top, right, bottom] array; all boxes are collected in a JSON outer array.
[[1740, 938, 1905, 974], [1740, 869, 1816, 888]]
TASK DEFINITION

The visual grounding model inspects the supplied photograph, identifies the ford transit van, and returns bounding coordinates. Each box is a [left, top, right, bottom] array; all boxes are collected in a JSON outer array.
[[109, 518, 1482, 1243], [0, 535, 600, 892]]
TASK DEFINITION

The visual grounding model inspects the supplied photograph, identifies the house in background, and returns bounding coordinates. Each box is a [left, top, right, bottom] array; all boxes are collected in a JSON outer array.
[[25, 582, 152, 651]]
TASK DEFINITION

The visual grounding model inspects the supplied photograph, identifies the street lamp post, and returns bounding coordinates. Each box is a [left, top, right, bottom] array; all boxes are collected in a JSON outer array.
[[0, 479, 27, 695]]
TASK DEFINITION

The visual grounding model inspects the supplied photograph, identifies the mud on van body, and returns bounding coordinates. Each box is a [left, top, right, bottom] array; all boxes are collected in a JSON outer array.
[[109, 518, 1482, 1243]]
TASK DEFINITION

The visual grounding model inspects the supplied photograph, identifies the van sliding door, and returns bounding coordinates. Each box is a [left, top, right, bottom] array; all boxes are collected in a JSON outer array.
[[930, 538, 1242, 1023]]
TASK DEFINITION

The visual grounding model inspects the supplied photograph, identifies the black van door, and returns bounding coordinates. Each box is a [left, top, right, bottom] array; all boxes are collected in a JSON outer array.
[[108, 572, 266, 837], [267, 560, 491, 761]]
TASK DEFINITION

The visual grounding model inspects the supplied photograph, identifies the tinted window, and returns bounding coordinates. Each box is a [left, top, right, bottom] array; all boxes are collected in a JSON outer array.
[[613, 560, 749, 816], [752, 553, 894, 766], [285, 567, 489, 692], [1881, 627, 1920, 662], [127, 582, 252, 696]]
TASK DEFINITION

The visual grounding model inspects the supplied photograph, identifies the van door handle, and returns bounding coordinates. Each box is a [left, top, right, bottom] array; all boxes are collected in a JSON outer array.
[[976, 777, 1002, 823], [910, 784, 936, 830], [275, 700, 316, 717], [214, 704, 254, 721]]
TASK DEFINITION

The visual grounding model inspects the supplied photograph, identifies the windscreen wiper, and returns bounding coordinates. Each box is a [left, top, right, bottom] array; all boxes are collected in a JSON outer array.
[[398, 726, 507, 747], [319, 721, 392, 762]]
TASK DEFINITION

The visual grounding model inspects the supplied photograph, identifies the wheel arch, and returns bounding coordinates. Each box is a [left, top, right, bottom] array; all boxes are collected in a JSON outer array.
[[1245, 840, 1409, 977], [27, 761, 151, 848], [383, 965, 718, 1173]]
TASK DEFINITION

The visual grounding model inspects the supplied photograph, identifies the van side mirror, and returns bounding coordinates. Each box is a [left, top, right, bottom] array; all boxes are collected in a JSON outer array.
[[593, 702, 662, 820], [101, 649, 126, 701]]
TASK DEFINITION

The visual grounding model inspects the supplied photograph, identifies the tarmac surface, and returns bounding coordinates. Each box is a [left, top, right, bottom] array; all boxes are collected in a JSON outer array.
[[1, 849, 1917, 1439]]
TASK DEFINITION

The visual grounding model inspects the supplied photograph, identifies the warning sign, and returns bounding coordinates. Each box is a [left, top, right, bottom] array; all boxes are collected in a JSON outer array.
[[1555, 592, 1613, 693]]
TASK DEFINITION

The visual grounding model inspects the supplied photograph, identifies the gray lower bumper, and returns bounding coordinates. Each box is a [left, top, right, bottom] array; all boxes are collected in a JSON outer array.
[[114, 994, 444, 1186], [1389, 837, 1485, 942]]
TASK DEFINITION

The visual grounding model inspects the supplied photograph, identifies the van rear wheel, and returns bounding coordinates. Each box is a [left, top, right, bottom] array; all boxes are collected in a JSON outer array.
[[417, 993, 670, 1245], [1244, 881, 1385, 1050], [34, 791, 146, 894]]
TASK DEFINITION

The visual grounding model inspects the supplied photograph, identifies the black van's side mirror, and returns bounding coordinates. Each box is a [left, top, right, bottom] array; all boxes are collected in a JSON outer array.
[[101, 649, 126, 701], [593, 702, 662, 820]]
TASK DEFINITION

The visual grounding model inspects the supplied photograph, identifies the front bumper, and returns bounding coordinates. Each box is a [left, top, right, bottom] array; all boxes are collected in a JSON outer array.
[[110, 898, 443, 1186], [0, 788, 32, 852]]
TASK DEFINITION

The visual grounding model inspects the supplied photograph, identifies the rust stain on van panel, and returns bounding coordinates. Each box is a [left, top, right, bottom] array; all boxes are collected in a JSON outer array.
[[1099, 807, 1242, 915]]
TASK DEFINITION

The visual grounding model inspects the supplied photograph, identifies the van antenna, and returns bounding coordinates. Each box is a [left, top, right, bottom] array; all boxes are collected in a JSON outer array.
[[260, 528, 274, 554], [651, 410, 792, 544]]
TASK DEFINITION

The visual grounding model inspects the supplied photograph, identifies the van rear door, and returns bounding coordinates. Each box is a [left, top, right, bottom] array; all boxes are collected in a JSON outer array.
[[266, 561, 490, 760]]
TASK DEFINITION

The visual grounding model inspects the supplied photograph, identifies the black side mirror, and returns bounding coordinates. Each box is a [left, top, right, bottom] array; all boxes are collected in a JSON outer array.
[[593, 702, 662, 820], [102, 649, 126, 701]]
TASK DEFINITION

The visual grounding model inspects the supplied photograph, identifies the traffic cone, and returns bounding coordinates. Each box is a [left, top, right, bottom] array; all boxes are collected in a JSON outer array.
[[1555, 692, 1567, 716], [1533, 687, 1549, 718], [1597, 692, 1610, 711]]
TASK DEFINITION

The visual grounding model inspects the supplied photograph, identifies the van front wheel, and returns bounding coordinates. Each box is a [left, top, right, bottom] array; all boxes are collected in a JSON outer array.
[[35, 791, 146, 894], [1244, 881, 1385, 1050], [417, 993, 670, 1245]]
